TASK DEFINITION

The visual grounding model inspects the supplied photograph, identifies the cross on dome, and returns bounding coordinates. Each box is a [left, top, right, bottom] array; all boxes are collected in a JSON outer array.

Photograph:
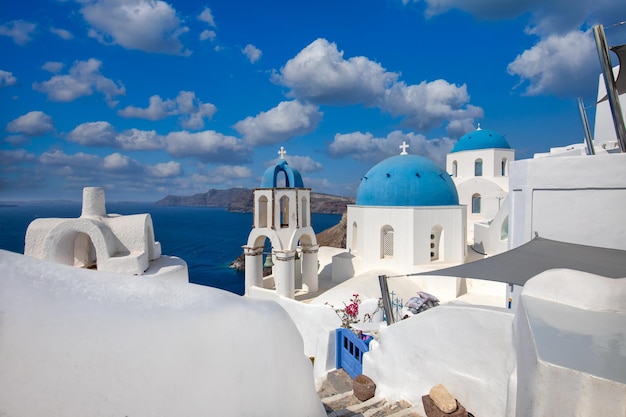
[[477, 123, 482, 130], [278, 146, 287, 160], [399, 141, 409, 155]]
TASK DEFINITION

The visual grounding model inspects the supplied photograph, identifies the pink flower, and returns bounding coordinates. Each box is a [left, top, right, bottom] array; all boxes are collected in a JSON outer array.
[[346, 302, 359, 318]]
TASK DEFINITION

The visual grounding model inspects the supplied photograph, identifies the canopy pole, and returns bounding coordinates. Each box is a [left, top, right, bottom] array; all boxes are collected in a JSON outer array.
[[378, 275, 395, 325], [578, 97, 596, 155], [593, 24, 626, 152]]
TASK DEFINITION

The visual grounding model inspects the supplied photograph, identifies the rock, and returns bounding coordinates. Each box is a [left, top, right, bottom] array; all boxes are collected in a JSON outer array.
[[228, 254, 245, 271], [422, 395, 468, 417], [429, 384, 458, 413], [353, 374, 376, 401], [315, 212, 348, 248]]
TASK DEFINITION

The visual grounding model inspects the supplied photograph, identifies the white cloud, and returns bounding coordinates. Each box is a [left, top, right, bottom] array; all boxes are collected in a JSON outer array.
[[165, 130, 252, 163], [274, 38, 397, 105], [148, 161, 182, 178], [0, 69, 17, 87], [413, 0, 531, 20], [234, 100, 322, 145], [39, 149, 182, 184], [198, 7, 216, 27], [103, 152, 141, 171], [382, 80, 484, 132], [40, 149, 102, 171], [0, 20, 37, 45], [33, 58, 125, 105], [67, 121, 118, 147], [242, 44, 262, 63], [67, 121, 166, 150], [6, 111, 54, 137], [284, 155, 323, 173], [42, 62, 65, 73], [274, 38, 482, 132], [199, 30, 216, 41], [80, 0, 190, 55], [0, 149, 36, 165], [403, 1, 624, 98], [328, 130, 454, 166], [115, 128, 166, 151], [212, 165, 253, 179], [50, 27, 73, 40], [507, 30, 598, 97], [118, 91, 217, 130]]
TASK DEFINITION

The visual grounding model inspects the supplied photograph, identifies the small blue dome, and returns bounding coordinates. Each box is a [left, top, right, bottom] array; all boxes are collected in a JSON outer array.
[[451, 127, 510, 153], [261, 159, 304, 188], [356, 154, 459, 206]]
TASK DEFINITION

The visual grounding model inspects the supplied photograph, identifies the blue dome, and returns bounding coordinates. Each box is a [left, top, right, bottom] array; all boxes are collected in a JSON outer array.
[[451, 127, 510, 153], [260, 159, 304, 188], [356, 154, 459, 206]]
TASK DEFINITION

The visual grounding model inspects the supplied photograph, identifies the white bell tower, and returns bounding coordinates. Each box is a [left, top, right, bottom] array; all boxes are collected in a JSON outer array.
[[243, 147, 319, 298]]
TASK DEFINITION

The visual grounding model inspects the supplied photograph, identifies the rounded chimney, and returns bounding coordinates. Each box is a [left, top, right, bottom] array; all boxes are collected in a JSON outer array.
[[81, 187, 107, 218]]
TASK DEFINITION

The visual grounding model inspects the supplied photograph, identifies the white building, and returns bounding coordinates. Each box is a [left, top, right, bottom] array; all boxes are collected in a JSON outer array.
[[345, 144, 466, 278], [24, 186, 188, 281], [243, 147, 319, 298], [446, 125, 514, 245]]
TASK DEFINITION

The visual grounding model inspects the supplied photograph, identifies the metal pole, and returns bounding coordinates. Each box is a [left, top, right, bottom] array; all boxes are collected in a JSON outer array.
[[577, 97, 596, 155], [593, 24, 626, 152], [378, 275, 395, 325]]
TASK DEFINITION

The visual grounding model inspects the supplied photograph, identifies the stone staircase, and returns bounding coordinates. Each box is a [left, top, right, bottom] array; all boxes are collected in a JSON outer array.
[[318, 369, 424, 417]]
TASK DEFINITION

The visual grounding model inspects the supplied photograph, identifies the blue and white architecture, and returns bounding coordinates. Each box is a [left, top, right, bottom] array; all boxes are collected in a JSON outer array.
[[346, 142, 466, 275], [243, 146, 319, 298], [446, 125, 514, 244]]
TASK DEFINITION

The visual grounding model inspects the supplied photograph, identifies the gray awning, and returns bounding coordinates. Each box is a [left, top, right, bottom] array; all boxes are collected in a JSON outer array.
[[410, 237, 626, 286]]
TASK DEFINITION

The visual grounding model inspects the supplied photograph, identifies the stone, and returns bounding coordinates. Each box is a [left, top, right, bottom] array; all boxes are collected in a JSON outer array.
[[429, 384, 458, 413], [422, 395, 468, 417], [353, 374, 376, 401]]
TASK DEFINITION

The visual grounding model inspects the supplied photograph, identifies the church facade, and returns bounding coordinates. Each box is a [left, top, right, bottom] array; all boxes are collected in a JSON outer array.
[[346, 144, 467, 275]]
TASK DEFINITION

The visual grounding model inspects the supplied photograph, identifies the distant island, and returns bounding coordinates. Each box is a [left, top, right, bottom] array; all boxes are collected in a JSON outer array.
[[155, 188, 355, 214]]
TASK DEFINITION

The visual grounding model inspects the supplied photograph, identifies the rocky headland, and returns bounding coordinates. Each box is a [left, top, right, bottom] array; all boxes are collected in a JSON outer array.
[[156, 188, 354, 214]]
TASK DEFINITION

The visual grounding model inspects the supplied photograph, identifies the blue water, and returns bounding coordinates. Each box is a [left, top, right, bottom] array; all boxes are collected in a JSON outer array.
[[0, 203, 341, 295]]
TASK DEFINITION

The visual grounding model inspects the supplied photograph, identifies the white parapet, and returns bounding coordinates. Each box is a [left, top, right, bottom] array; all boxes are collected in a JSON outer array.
[[513, 269, 626, 416]]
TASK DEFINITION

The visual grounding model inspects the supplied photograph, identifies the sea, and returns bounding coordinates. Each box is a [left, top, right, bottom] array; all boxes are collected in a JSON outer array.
[[0, 202, 341, 295]]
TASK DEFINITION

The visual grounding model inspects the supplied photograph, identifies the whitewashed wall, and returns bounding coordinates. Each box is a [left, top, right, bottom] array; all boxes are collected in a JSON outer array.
[[509, 153, 626, 250], [0, 250, 325, 417]]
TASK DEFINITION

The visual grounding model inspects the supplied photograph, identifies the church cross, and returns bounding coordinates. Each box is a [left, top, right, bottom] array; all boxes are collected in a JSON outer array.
[[278, 146, 287, 159], [399, 141, 409, 155]]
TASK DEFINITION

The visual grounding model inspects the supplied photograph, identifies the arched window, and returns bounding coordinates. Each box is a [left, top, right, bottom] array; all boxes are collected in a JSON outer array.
[[280, 196, 290, 228], [474, 159, 483, 176], [452, 160, 458, 177], [381, 225, 394, 258], [501, 158, 508, 176], [301, 196, 308, 227], [258, 196, 268, 228], [471, 193, 481, 214]]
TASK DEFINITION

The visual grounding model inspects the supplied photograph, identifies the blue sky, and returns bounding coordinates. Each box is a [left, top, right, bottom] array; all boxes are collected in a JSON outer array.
[[1, 0, 624, 201]]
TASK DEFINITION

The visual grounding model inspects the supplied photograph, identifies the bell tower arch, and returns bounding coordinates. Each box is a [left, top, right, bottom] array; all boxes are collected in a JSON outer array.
[[244, 147, 319, 298]]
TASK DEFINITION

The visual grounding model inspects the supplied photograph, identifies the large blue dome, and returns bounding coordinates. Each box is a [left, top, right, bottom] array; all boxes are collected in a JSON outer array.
[[260, 159, 304, 188], [356, 154, 459, 206], [451, 127, 510, 153]]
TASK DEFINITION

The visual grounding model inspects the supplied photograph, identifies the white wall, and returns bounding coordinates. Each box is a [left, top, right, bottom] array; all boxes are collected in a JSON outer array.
[[363, 304, 516, 417], [347, 205, 466, 274], [0, 250, 325, 417], [474, 194, 510, 255], [512, 269, 626, 416], [509, 153, 626, 250]]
